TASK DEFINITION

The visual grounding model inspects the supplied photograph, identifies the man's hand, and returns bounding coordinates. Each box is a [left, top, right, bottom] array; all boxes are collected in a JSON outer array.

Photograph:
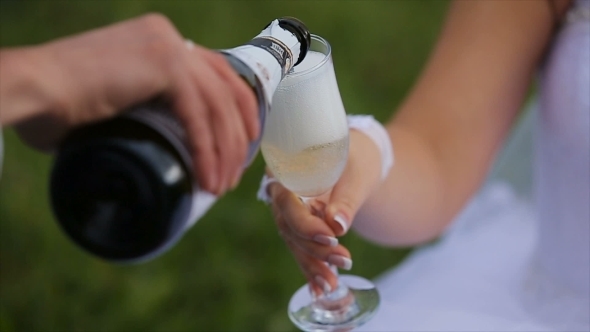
[[0, 13, 259, 195]]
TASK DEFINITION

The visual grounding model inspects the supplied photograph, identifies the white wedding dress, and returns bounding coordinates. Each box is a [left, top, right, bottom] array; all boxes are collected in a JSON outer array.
[[358, 1, 590, 331]]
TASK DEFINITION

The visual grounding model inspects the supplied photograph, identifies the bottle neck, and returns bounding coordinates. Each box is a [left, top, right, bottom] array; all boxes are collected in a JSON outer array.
[[248, 19, 302, 79], [221, 20, 302, 103]]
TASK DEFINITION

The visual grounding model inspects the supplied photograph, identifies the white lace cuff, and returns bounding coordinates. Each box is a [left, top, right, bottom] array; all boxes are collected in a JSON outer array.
[[257, 173, 280, 205], [347, 114, 394, 181]]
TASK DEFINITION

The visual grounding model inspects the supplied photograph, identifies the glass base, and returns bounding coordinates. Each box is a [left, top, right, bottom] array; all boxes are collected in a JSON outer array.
[[288, 275, 380, 332]]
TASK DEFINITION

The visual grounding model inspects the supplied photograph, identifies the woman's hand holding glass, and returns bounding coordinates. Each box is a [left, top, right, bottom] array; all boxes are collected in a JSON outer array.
[[267, 129, 384, 294], [259, 34, 387, 330]]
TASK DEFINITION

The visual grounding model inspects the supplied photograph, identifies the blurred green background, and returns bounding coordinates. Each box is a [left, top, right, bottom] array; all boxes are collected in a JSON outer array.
[[0, 1, 448, 331]]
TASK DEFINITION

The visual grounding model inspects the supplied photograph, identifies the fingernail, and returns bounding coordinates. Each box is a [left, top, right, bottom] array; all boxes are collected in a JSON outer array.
[[208, 171, 218, 193], [217, 181, 225, 196], [231, 170, 242, 189], [327, 254, 353, 270], [314, 275, 332, 294], [309, 284, 320, 300], [220, 176, 230, 194], [334, 214, 349, 234], [313, 235, 338, 247]]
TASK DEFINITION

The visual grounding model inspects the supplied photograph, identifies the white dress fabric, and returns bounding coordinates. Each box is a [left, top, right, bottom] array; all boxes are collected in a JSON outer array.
[[357, 2, 590, 331]]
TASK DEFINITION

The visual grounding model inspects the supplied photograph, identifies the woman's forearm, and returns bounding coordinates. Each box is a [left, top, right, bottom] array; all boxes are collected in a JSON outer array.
[[352, 0, 564, 247], [353, 126, 448, 246]]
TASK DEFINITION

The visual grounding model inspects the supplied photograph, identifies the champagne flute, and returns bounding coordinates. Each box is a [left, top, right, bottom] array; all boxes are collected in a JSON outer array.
[[261, 35, 380, 332]]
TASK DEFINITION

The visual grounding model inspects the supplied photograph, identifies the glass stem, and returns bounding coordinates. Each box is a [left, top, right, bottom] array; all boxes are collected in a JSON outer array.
[[322, 264, 349, 301], [310, 263, 359, 325]]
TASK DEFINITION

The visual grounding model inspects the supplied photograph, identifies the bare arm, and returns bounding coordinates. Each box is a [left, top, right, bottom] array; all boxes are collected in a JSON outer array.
[[354, 0, 571, 245], [265, 0, 572, 291]]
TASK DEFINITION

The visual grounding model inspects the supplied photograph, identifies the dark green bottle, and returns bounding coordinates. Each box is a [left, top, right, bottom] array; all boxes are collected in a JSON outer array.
[[49, 17, 311, 263]]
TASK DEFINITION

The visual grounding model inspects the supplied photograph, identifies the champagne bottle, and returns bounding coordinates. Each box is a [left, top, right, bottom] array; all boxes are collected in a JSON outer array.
[[49, 17, 311, 263]]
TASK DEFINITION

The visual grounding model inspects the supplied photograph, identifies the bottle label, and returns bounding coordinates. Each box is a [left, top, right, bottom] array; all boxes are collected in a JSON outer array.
[[221, 46, 281, 106], [246, 36, 293, 78]]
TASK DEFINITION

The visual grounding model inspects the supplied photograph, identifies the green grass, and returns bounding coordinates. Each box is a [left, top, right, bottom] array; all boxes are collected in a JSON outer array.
[[0, 1, 448, 331]]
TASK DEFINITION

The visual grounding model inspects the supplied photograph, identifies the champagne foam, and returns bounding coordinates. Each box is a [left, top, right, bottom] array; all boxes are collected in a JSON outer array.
[[264, 51, 348, 153], [291, 50, 326, 74]]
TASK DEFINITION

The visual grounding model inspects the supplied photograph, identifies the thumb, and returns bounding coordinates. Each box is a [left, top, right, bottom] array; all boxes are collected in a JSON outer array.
[[324, 153, 381, 236]]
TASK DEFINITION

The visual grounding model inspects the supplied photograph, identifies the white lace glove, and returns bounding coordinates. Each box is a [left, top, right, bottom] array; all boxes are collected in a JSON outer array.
[[257, 114, 394, 204]]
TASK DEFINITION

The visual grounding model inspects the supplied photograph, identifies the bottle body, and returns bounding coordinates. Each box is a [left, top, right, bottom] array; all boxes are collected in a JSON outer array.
[[49, 18, 310, 263]]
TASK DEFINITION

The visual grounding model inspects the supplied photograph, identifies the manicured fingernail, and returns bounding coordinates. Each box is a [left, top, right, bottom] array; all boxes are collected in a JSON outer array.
[[309, 284, 319, 300], [314, 275, 332, 294], [313, 235, 338, 247], [334, 214, 349, 234], [327, 254, 353, 270]]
